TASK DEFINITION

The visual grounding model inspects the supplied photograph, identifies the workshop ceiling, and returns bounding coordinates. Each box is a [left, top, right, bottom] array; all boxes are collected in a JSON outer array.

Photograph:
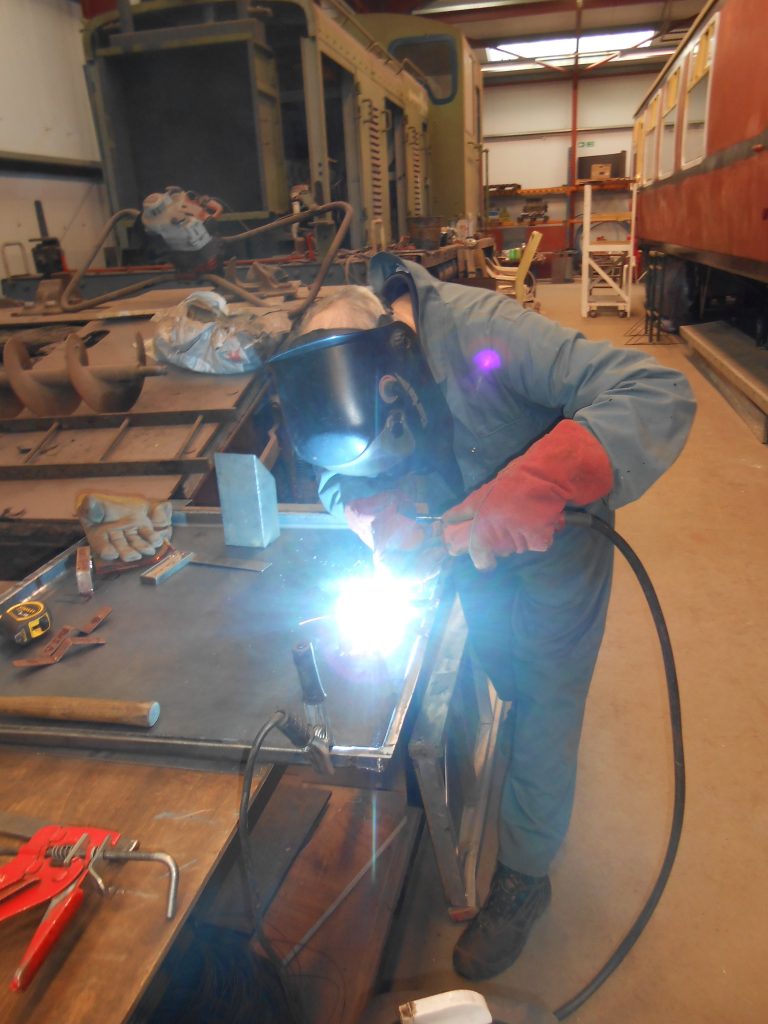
[[351, 0, 709, 83]]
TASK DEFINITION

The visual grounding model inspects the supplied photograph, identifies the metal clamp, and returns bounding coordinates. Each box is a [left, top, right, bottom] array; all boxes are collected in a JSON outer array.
[[100, 846, 179, 920]]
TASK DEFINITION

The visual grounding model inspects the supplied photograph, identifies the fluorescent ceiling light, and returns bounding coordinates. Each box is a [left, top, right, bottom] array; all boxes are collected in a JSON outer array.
[[482, 49, 675, 73], [487, 29, 655, 62], [482, 61, 542, 73], [481, 28, 674, 74], [576, 30, 655, 53], [613, 48, 675, 61], [416, 0, 532, 14]]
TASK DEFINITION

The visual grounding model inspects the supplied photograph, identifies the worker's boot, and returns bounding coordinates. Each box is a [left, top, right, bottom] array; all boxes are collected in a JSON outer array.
[[453, 863, 551, 980]]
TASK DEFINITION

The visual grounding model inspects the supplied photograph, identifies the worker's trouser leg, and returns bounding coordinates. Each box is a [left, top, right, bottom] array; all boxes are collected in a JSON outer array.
[[454, 523, 614, 877]]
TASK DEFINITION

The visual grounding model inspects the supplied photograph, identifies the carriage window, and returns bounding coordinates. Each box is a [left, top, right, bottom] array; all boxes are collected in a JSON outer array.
[[632, 117, 644, 182], [643, 94, 660, 183], [683, 19, 717, 166], [388, 35, 458, 105], [659, 67, 680, 178]]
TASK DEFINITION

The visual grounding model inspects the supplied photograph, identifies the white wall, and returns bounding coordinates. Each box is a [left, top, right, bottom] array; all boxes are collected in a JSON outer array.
[[483, 73, 655, 188], [0, 174, 111, 274], [0, 1, 110, 280], [0, 0, 99, 161], [486, 128, 634, 190]]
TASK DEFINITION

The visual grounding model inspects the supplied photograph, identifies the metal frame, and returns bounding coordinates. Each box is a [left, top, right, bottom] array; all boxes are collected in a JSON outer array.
[[0, 505, 497, 915], [643, 248, 667, 342], [0, 379, 269, 482], [409, 599, 505, 917]]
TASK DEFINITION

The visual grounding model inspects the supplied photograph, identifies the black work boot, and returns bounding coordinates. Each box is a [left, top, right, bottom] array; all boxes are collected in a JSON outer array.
[[453, 864, 551, 980]]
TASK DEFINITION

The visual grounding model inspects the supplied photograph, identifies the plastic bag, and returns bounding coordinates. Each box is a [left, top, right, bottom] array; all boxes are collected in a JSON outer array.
[[150, 291, 290, 374]]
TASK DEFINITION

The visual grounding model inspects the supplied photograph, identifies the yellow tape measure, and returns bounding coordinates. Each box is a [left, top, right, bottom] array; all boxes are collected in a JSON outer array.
[[1, 600, 52, 646]]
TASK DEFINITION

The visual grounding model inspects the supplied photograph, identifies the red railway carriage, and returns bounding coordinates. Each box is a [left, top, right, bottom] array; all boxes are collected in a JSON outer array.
[[633, 0, 768, 337]]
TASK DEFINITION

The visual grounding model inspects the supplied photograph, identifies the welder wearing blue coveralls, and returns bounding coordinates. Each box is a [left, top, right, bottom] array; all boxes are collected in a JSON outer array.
[[271, 252, 696, 981]]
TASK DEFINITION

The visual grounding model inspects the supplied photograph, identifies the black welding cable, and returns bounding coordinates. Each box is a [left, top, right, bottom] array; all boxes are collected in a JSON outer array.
[[238, 710, 306, 1024], [551, 511, 686, 1020]]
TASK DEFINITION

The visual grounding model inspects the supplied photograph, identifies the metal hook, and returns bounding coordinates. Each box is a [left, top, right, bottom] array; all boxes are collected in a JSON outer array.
[[102, 848, 179, 919]]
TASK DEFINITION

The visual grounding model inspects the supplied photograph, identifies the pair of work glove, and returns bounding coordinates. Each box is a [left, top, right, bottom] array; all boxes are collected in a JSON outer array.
[[345, 420, 614, 575], [76, 492, 173, 564]]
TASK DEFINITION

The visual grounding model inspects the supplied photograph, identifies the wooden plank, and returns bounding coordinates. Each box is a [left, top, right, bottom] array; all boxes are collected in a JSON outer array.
[[262, 778, 421, 1024], [0, 423, 217, 470], [0, 749, 272, 1024], [681, 321, 768, 414], [0, 476, 183, 522], [1, 411, 239, 433], [0, 455, 212, 480]]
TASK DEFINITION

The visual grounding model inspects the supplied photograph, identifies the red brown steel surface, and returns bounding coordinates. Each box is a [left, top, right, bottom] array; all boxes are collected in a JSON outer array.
[[637, 152, 768, 263]]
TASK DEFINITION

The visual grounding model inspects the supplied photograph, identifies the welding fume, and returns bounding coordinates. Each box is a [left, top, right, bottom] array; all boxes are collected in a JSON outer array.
[[269, 251, 695, 1011]]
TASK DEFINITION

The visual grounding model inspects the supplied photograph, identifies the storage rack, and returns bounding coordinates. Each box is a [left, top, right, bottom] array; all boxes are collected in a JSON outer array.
[[580, 182, 637, 318]]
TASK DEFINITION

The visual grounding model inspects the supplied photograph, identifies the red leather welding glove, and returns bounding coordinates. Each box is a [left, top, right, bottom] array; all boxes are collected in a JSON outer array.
[[442, 420, 614, 571], [344, 492, 443, 579], [344, 492, 425, 553]]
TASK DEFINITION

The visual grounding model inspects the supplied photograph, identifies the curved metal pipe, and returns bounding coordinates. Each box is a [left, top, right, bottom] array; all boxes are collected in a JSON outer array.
[[223, 201, 355, 320], [60, 202, 354, 319], [59, 209, 153, 312]]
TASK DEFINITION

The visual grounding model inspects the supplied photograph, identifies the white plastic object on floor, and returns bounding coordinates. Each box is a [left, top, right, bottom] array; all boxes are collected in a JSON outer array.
[[399, 990, 493, 1023]]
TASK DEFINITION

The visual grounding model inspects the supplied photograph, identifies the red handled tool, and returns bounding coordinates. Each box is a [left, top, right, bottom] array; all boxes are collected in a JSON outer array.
[[0, 813, 178, 992], [0, 823, 122, 991]]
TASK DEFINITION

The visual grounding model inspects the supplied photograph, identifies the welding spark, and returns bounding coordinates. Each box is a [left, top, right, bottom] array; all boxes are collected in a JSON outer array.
[[334, 569, 421, 658]]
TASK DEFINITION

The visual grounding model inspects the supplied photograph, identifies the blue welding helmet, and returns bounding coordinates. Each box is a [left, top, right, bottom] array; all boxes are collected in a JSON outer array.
[[269, 318, 450, 478]]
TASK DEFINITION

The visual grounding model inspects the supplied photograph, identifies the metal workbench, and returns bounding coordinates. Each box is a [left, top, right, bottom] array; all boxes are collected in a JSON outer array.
[[0, 507, 503, 914], [0, 509, 444, 771]]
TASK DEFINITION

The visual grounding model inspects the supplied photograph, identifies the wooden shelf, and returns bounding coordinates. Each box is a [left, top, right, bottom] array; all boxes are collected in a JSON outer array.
[[490, 214, 632, 228], [491, 220, 565, 228], [488, 178, 633, 201]]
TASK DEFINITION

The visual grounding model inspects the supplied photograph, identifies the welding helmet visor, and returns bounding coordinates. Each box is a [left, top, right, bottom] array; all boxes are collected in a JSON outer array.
[[269, 319, 448, 478]]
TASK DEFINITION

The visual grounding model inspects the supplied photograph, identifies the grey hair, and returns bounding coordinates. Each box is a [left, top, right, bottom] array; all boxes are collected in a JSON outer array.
[[295, 285, 386, 335]]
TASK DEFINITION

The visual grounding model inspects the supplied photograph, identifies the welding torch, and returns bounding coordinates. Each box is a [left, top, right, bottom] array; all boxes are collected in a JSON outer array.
[[374, 514, 447, 582], [388, 509, 596, 579]]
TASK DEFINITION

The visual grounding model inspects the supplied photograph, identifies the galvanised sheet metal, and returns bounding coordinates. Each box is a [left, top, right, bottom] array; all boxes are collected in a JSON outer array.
[[0, 511, 445, 771]]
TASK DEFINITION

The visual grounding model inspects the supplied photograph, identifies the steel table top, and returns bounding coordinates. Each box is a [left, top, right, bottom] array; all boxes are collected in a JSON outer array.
[[0, 510, 446, 770]]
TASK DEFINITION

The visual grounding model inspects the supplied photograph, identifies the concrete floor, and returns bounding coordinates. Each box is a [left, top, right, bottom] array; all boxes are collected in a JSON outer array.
[[361, 282, 768, 1023]]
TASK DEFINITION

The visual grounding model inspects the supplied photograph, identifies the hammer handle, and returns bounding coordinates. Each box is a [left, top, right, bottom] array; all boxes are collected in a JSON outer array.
[[0, 696, 160, 728]]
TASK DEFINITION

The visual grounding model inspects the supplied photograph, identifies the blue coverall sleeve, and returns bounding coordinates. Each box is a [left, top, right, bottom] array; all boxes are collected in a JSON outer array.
[[459, 304, 697, 508]]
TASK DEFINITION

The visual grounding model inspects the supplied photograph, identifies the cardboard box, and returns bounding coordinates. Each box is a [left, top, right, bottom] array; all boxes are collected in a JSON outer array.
[[590, 163, 613, 179]]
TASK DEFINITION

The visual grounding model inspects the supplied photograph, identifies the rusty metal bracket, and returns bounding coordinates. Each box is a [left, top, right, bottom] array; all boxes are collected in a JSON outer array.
[[100, 846, 179, 920], [3, 335, 80, 417], [0, 332, 167, 418], [65, 331, 166, 413], [26, 278, 72, 316]]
